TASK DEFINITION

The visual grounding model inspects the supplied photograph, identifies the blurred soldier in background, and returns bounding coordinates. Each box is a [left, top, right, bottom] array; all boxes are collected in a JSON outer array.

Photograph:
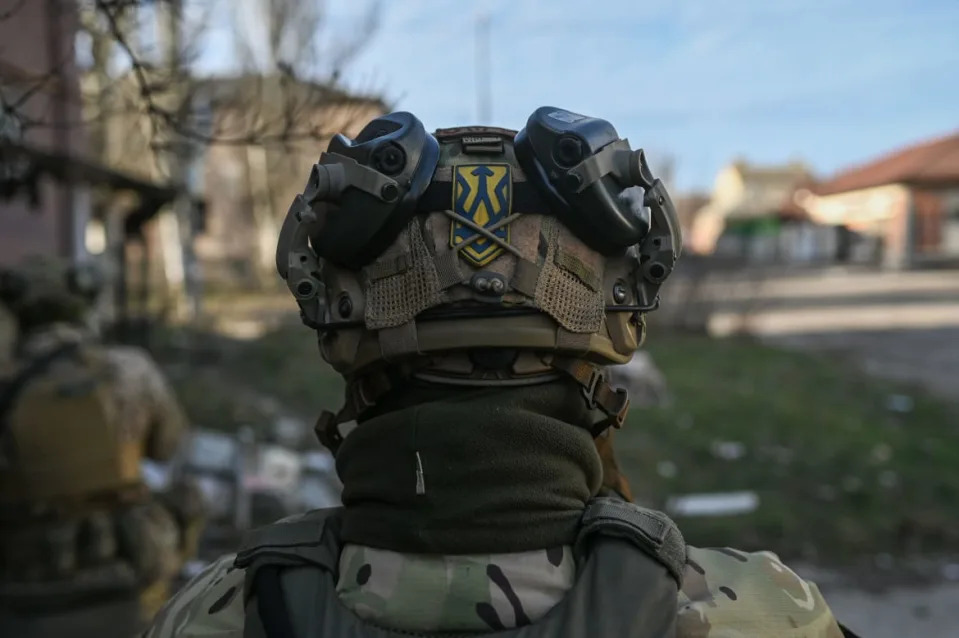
[[146, 108, 850, 637], [0, 255, 204, 637]]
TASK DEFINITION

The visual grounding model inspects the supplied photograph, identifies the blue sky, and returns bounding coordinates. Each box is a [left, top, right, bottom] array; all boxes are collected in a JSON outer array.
[[198, 0, 959, 192]]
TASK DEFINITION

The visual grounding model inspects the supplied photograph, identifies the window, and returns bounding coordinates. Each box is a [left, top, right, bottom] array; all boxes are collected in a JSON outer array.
[[941, 191, 959, 256], [947, 191, 959, 219]]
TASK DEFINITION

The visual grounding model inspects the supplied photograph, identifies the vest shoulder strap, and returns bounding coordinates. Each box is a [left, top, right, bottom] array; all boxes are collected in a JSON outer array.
[[576, 497, 687, 586], [236, 508, 345, 638], [235, 507, 342, 576], [245, 501, 683, 638], [0, 341, 80, 433]]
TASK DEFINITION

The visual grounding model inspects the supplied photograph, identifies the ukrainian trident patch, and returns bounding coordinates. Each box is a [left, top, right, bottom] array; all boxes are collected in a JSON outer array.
[[449, 164, 512, 266]]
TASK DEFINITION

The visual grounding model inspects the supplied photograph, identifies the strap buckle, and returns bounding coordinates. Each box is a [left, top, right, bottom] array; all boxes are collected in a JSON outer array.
[[581, 367, 607, 410], [610, 390, 630, 429], [548, 356, 631, 436], [349, 377, 376, 414], [314, 411, 344, 454]]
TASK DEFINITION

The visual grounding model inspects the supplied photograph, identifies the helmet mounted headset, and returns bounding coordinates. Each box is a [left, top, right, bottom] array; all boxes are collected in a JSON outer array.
[[276, 107, 682, 453]]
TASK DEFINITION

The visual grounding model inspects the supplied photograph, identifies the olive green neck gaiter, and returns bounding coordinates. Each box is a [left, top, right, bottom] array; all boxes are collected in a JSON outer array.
[[335, 380, 603, 554]]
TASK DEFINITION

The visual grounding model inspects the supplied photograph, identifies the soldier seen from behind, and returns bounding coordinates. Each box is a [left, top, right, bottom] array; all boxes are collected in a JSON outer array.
[[146, 108, 854, 637], [0, 256, 205, 637]]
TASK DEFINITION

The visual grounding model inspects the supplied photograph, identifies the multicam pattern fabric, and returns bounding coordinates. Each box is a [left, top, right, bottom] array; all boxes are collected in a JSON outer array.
[[144, 545, 843, 637], [336, 543, 575, 632], [144, 554, 246, 638], [679, 547, 843, 638]]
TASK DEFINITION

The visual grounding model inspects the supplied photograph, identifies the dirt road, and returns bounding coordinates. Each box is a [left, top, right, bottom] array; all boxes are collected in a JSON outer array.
[[822, 583, 959, 638], [700, 268, 959, 400]]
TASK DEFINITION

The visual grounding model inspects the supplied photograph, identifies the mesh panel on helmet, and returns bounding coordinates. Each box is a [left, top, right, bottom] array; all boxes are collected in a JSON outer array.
[[534, 219, 605, 334], [364, 221, 442, 329]]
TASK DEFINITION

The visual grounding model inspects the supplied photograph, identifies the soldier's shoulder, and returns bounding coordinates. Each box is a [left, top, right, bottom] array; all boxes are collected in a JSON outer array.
[[101, 344, 173, 390], [144, 554, 247, 638], [102, 343, 163, 373], [678, 546, 843, 638]]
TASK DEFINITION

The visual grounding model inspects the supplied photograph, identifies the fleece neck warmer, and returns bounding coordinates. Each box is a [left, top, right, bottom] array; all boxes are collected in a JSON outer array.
[[336, 380, 603, 554]]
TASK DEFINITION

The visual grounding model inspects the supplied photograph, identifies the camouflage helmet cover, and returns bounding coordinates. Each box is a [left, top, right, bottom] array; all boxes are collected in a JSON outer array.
[[276, 107, 682, 446]]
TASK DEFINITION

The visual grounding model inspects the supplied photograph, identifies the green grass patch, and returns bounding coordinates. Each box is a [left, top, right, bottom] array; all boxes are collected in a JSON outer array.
[[622, 332, 959, 563], [233, 324, 345, 413], [155, 322, 344, 435]]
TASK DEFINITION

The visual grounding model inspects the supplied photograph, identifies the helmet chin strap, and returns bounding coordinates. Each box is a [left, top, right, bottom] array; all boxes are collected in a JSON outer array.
[[313, 355, 630, 456], [411, 371, 562, 386], [545, 357, 631, 436]]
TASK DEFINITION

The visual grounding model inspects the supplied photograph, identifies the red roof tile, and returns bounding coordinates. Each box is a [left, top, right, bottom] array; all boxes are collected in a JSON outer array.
[[815, 131, 959, 196]]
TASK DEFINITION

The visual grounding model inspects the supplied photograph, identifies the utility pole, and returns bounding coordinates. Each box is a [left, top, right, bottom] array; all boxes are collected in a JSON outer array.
[[475, 12, 492, 123], [157, 0, 201, 322], [44, 0, 74, 260], [82, 3, 125, 328]]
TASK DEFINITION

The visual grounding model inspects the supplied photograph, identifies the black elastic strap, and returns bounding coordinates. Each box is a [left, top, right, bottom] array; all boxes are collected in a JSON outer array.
[[255, 566, 297, 638], [0, 341, 81, 436], [314, 410, 346, 454], [417, 180, 551, 215], [576, 498, 687, 587], [313, 370, 401, 454], [315, 364, 436, 454]]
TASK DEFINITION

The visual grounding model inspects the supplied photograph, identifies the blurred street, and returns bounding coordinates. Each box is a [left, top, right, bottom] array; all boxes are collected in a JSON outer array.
[[823, 582, 959, 638], [793, 560, 959, 638]]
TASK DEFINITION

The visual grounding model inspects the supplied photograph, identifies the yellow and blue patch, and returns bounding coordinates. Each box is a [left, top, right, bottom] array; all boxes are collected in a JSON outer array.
[[449, 164, 512, 266]]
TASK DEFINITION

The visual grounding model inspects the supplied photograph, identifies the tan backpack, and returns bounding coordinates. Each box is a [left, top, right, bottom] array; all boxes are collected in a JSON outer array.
[[0, 342, 143, 506]]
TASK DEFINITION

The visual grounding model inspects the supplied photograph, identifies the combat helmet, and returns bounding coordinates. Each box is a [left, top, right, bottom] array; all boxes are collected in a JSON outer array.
[[276, 107, 682, 452], [0, 255, 103, 333]]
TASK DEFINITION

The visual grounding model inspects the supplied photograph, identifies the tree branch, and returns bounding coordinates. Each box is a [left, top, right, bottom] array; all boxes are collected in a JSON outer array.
[[4, 0, 386, 152], [0, 0, 29, 22]]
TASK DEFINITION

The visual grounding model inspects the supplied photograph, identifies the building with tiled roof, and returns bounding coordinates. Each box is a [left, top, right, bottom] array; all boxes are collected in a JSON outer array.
[[688, 159, 814, 255], [799, 132, 959, 268], [814, 133, 959, 196]]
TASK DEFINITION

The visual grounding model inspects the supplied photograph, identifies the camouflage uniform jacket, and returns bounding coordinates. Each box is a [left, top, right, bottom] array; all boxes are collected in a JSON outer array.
[[146, 543, 843, 637]]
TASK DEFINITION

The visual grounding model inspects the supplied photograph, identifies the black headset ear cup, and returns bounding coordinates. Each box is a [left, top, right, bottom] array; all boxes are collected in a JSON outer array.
[[0, 270, 28, 307], [514, 106, 650, 254], [310, 111, 440, 269]]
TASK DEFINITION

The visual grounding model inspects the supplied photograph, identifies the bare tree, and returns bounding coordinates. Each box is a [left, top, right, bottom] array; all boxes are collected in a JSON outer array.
[[2, 0, 386, 310], [213, 0, 384, 287], [1, 0, 384, 155]]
